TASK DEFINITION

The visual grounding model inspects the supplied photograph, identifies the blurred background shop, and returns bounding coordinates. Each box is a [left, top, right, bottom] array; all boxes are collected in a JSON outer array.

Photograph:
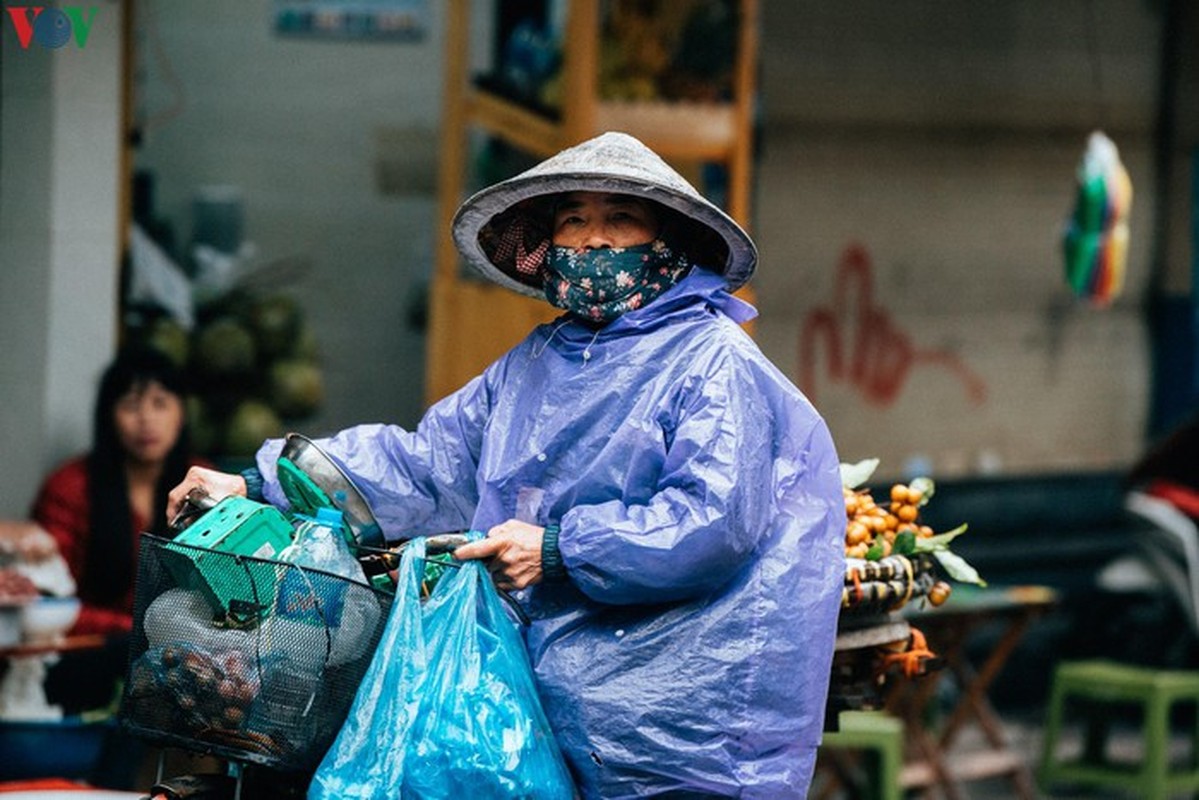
[[7, 0, 1196, 493], [1, 0, 1198, 794]]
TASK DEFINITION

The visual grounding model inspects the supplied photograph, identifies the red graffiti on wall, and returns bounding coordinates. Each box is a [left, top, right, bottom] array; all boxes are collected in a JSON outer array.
[[799, 244, 987, 408]]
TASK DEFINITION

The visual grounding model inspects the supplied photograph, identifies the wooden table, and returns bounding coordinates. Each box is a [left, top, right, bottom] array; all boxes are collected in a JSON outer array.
[[887, 584, 1058, 800], [813, 613, 916, 799], [0, 635, 106, 660], [827, 613, 913, 722]]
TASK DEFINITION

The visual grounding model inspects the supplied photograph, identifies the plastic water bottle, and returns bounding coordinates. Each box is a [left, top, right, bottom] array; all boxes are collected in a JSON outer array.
[[265, 507, 381, 672], [285, 507, 360, 575], [277, 507, 361, 627]]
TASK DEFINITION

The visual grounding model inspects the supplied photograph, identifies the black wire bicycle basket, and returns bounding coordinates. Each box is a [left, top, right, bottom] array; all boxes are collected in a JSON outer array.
[[120, 534, 394, 773]]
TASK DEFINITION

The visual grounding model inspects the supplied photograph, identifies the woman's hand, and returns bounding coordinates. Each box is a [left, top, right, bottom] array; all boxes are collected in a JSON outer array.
[[166, 466, 247, 524], [453, 519, 545, 591], [0, 520, 58, 561]]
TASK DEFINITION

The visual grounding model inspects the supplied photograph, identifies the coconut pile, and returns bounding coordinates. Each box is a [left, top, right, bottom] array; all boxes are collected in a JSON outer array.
[[131, 290, 324, 460]]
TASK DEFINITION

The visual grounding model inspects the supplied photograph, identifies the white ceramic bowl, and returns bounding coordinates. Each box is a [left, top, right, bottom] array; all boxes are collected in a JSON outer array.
[[19, 596, 81, 643], [0, 605, 20, 648]]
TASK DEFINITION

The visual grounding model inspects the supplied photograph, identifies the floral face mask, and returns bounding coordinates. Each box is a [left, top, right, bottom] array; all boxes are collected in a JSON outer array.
[[543, 239, 690, 325]]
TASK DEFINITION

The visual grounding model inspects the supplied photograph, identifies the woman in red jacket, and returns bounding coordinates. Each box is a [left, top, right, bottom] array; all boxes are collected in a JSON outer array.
[[19, 346, 208, 788], [31, 345, 207, 637]]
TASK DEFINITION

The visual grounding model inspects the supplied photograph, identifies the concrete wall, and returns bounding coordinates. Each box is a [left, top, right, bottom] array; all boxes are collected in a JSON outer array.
[[0, 3, 124, 516], [0, 0, 1176, 521], [132, 0, 448, 438], [753, 0, 1163, 478], [129, 0, 1167, 482]]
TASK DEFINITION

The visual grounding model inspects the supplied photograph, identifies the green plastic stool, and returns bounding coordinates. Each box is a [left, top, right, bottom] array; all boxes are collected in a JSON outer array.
[[819, 710, 903, 800], [1039, 659, 1199, 799]]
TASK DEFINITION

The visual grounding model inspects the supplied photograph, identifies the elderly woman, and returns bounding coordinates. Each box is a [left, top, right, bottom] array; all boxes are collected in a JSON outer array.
[[170, 132, 845, 798]]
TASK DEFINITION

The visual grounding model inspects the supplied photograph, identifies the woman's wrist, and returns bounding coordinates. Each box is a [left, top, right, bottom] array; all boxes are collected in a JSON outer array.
[[541, 522, 567, 581]]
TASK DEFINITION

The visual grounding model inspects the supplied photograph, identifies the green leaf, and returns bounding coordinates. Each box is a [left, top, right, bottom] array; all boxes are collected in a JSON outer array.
[[914, 523, 968, 551], [865, 540, 885, 561], [909, 476, 936, 507], [841, 458, 880, 490], [893, 529, 917, 556], [933, 549, 987, 586]]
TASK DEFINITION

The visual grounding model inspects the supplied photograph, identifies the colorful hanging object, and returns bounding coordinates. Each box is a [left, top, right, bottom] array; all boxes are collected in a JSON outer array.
[[1063, 130, 1133, 307]]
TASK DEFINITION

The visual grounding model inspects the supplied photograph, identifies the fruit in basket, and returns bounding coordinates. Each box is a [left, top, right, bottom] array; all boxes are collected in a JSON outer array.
[[928, 581, 953, 606], [840, 458, 985, 588], [841, 479, 933, 560], [127, 642, 264, 736]]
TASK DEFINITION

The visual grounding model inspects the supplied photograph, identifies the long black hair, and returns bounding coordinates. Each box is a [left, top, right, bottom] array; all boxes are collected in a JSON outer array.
[[84, 345, 193, 605]]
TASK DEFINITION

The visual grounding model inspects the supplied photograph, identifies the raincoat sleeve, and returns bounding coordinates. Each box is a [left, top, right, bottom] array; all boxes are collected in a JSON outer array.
[[254, 372, 494, 540], [560, 349, 842, 605]]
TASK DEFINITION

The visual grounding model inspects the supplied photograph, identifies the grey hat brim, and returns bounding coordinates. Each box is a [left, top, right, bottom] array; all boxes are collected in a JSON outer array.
[[451, 132, 757, 298]]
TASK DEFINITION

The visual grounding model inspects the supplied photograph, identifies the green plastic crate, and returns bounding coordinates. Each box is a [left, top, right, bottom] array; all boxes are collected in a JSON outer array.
[[161, 496, 295, 618]]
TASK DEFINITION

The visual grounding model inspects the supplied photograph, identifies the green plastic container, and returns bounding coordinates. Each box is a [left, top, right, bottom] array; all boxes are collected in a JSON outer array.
[[162, 496, 295, 617]]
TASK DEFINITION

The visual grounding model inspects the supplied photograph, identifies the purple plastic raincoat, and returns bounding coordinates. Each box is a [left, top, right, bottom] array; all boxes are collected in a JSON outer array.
[[256, 268, 845, 798]]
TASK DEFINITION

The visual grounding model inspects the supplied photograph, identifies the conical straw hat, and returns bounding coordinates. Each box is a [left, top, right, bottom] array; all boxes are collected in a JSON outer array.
[[452, 131, 757, 298]]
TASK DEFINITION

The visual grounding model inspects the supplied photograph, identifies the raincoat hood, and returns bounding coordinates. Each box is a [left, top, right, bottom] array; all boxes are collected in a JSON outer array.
[[452, 131, 758, 298]]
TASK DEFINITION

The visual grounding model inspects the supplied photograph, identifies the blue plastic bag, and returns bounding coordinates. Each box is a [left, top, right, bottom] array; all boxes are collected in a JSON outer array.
[[308, 536, 575, 799]]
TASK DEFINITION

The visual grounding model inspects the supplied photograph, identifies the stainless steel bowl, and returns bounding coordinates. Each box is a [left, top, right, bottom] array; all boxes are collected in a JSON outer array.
[[278, 432, 384, 547]]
